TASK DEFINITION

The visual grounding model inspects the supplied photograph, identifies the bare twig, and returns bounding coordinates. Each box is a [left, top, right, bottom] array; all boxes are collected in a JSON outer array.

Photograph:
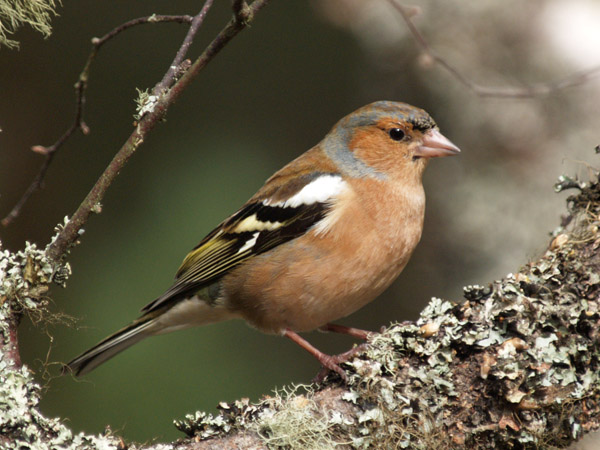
[[92, 14, 193, 49], [154, 5, 213, 95], [1, 72, 89, 227], [1, 15, 194, 227], [389, 0, 600, 99], [45, 0, 270, 262], [2, 155, 53, 227]]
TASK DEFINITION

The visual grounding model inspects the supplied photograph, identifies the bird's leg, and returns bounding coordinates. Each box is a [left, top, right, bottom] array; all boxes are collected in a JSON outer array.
[[320, 323, 373, 340], [284, 328, 371, 382], [284, 329, 349, 382]]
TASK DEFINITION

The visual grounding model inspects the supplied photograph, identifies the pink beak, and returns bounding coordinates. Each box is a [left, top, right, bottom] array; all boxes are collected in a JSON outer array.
[[415, 129, 461, 158]]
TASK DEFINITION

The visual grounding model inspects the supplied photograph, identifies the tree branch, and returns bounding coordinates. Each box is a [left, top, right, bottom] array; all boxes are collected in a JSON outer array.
[[1, 14, 196, 227], [389, 0, 600, 99], [45, 0, 270, 262], [1, 71, 89, 227], [153, 5, 213, 95]]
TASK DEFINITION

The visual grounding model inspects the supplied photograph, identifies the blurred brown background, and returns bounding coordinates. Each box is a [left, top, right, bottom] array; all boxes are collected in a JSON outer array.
[[1, 0, 599, 445]]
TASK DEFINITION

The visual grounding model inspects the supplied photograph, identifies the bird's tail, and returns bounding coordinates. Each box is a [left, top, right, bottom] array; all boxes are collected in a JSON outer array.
[[65, 315, 157, 377]]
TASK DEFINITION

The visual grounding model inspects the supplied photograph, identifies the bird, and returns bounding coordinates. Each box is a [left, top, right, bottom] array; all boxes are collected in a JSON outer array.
[[65, 101, 460, 380]]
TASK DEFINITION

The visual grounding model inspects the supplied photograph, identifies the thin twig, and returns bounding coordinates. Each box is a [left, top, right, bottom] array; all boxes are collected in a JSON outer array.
[[2, 15, 194, 227], [92, 15, 193, 49], [1, 66, 89, 226], [46, 0, 270, 262], [154, 4, 214, 95], [2, 156, 53, 227], [389, 0, 600, 99]]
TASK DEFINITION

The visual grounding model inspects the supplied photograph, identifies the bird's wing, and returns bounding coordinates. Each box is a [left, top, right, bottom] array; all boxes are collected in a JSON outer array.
[[140, 171, 346, 313]]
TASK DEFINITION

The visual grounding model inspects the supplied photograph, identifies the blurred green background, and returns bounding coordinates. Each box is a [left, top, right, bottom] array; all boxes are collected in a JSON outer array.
[[1, 0, 599, 445]]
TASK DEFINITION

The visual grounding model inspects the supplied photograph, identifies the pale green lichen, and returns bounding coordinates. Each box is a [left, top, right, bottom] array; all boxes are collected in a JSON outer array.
[[1, 218, 73, 320], [255, 394, 344, 449], [134, 88, 159, 121], [0, 220, 126, 449], [175, 397, 264, 440], [0, 293, 124, 449], [0, 0, 61, 49]]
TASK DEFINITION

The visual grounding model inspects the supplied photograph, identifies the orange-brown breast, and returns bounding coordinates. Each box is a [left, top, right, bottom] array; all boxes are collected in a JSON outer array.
[[222, 176, 426, 333]]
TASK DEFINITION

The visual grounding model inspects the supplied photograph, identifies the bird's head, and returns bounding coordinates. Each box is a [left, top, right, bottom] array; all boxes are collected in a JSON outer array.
[[323, 101, 460, 180]]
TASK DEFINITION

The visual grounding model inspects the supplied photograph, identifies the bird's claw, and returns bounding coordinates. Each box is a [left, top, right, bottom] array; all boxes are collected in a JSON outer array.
[[312, 343, 369, 383]]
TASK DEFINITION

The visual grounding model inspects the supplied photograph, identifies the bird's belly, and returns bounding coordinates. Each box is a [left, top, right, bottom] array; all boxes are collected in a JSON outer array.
[[223, 223, 418, 333]]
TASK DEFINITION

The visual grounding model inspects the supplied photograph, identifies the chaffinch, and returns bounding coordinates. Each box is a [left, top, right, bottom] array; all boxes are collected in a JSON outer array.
[[66, 101, 460, 380]]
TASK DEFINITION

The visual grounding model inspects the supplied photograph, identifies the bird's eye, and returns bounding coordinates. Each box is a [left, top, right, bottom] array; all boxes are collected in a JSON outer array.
[[389, 128, 405, 141]]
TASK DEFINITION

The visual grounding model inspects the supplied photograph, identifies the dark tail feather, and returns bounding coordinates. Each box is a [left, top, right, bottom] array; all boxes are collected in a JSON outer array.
[[65, 316, 156, 376]]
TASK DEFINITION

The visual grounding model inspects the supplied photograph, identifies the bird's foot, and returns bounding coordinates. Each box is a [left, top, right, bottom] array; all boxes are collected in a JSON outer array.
[[312, 343, 369, 383], [283, 329, 369, 383]]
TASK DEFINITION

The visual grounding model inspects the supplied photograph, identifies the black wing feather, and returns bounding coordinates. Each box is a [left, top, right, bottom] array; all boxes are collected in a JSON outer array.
[[140, 200, 330, 313]]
